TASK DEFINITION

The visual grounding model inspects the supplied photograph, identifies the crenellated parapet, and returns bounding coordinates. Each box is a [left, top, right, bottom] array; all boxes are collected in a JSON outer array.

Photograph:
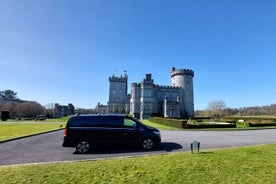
[[170, 67, 194, 77], [109, 75, 128, 82], [131, 83, 141, 87], [154, 84, 182, 90]]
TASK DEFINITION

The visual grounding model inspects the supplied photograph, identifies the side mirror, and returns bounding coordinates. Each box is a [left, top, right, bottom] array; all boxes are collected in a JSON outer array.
[[133, 124, 139, 130]]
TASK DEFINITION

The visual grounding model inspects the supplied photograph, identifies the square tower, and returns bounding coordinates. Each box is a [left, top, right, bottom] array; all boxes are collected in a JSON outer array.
[[107, 74, 130, 114]]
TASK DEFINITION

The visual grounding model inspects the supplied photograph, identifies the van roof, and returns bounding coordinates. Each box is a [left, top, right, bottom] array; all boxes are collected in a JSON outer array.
[[74, 114, 129, 117]]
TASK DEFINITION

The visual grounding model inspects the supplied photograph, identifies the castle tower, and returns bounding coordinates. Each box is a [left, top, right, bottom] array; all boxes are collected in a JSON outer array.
[[130, 82, 141, 119], [170, 67, 194, 118], [107, 74, 129, 114], [140, 74, 155, 119]]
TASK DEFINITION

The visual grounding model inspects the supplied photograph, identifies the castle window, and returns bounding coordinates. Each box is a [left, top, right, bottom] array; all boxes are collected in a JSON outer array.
[[165, 91, 170, 99], [186, 83, 190, 89], [158, 91, 162, 100], [172, 91, 177, 99], [143, 90, 152, 97], [143, 104, 150, 112]]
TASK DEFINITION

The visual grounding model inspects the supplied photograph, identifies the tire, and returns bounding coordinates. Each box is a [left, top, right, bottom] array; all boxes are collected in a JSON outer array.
[[76, 140, 90, 154], [142, 138, 154, 150]]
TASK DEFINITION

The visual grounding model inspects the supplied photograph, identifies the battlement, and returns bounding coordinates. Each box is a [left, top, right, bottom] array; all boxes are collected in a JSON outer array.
[[142, 74, 154, 85], [170, 67, 194, 77], [109, 75, 128, 82], [154, 84, 182, 90], [131, 83, 141, 87]]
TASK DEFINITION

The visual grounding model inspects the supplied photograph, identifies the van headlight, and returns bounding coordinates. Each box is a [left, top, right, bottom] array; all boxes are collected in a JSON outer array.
[[153, 131, 160, 136]]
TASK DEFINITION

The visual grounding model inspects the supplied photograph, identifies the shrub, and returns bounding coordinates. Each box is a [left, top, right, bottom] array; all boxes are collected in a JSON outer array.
[[249, 122, 276, 127], [186, 123, 236, 129], [149, 117, 187, 128], [149, 117, 237, 129], [1, 111, 10, 121]]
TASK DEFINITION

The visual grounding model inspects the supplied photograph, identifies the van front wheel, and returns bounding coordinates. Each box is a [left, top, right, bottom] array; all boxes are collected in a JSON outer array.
[[142, 138, 154, 150], [76, 140, 90, 154]]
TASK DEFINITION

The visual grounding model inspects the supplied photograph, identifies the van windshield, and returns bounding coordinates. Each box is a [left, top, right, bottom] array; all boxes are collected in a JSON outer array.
[[123, 118, 137, 127]]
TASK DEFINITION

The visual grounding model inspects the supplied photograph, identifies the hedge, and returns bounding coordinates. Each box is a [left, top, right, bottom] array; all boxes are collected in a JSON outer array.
[[149, 117, 236, 129], [1, 111, 10, 121], [186, 123, 236, 129], [221, 116, 276, 123], [149, 116, 276, 129], [149, 117, 187, 128], [249, 122, 276, 127], [222, 116, 276, 127]]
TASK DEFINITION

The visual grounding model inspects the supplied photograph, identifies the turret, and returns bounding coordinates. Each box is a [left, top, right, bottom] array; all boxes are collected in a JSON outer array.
[[170, 67, 194, 118]]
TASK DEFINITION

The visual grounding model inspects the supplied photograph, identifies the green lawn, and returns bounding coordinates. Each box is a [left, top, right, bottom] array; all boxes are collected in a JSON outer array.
[[141, 120, 182, 130], [0, 121, 65, 141], [0, 144, 275, 184], [45, 116, 70, 122]]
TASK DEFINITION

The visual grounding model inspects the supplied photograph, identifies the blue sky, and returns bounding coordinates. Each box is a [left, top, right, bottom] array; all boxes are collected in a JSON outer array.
[[0, 0, 276, 110]]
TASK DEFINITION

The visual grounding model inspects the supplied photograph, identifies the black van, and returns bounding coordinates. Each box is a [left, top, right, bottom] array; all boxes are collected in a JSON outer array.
[[62, 114, 161, 153]]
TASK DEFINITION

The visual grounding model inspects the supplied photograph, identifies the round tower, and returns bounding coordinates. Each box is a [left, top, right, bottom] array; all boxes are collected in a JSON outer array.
[[170, 67, 194, 118]]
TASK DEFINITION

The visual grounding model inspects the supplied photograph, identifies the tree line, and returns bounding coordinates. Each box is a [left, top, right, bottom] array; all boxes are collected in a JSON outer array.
[[195, 100, 276, 117], [1, 90, 275, 120], [0, 90, 52, 119], [0, 90, 95, 120]]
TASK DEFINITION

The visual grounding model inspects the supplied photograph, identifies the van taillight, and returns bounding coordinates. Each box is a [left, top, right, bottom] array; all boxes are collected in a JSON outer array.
[[64, 128, 67, 137]]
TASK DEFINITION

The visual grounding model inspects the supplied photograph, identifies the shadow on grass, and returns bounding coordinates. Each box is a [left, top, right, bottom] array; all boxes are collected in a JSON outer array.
[[73, 142, 182, 155]]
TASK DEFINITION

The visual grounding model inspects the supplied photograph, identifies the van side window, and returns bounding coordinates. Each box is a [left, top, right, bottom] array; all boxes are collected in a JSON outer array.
[[98, 116, 123, 128], [69, 116, 97, 127], [124, 118, 137, 128]]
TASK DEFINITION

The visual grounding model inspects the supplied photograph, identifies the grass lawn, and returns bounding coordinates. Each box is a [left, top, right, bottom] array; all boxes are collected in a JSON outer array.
[[0, 121, 65, 141], [141, 120, 182, 130], [0, 144, 275, 184], [45, 116, 70, 122]]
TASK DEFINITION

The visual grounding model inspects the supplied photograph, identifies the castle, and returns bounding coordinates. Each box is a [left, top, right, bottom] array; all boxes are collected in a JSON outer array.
[[99, 67, 194, 119], [54, 103, 75, 118]]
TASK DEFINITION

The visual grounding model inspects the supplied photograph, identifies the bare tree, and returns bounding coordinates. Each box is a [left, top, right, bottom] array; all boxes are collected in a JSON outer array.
[[44, 103, 55, 118], [206, 100, 227, 118], [207, 100, 226, 110], [15, 101, 45, 118]]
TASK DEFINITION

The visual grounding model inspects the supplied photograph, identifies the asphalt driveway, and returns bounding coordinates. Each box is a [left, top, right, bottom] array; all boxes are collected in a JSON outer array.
[[0, 129, 276, 166]]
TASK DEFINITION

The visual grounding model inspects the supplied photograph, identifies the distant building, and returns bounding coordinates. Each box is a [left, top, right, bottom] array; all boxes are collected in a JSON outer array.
[[54, 103, 75, 118], [95, 103, 108, 114], [100, 67, 194, 119]]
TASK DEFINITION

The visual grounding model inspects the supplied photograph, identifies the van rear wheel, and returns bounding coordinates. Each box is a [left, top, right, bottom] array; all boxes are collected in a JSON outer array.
[[142, 138, 154, 150], [76, 140, 90, 154]]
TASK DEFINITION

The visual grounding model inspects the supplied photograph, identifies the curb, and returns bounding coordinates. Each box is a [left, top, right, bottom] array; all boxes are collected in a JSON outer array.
[[0, 128, 64, 144]]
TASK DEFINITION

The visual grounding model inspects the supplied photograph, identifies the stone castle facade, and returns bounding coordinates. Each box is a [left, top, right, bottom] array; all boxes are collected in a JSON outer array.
[[100, 67, 194, 119], [54, 103, 75, 118], [107, 74, 130, 114]]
